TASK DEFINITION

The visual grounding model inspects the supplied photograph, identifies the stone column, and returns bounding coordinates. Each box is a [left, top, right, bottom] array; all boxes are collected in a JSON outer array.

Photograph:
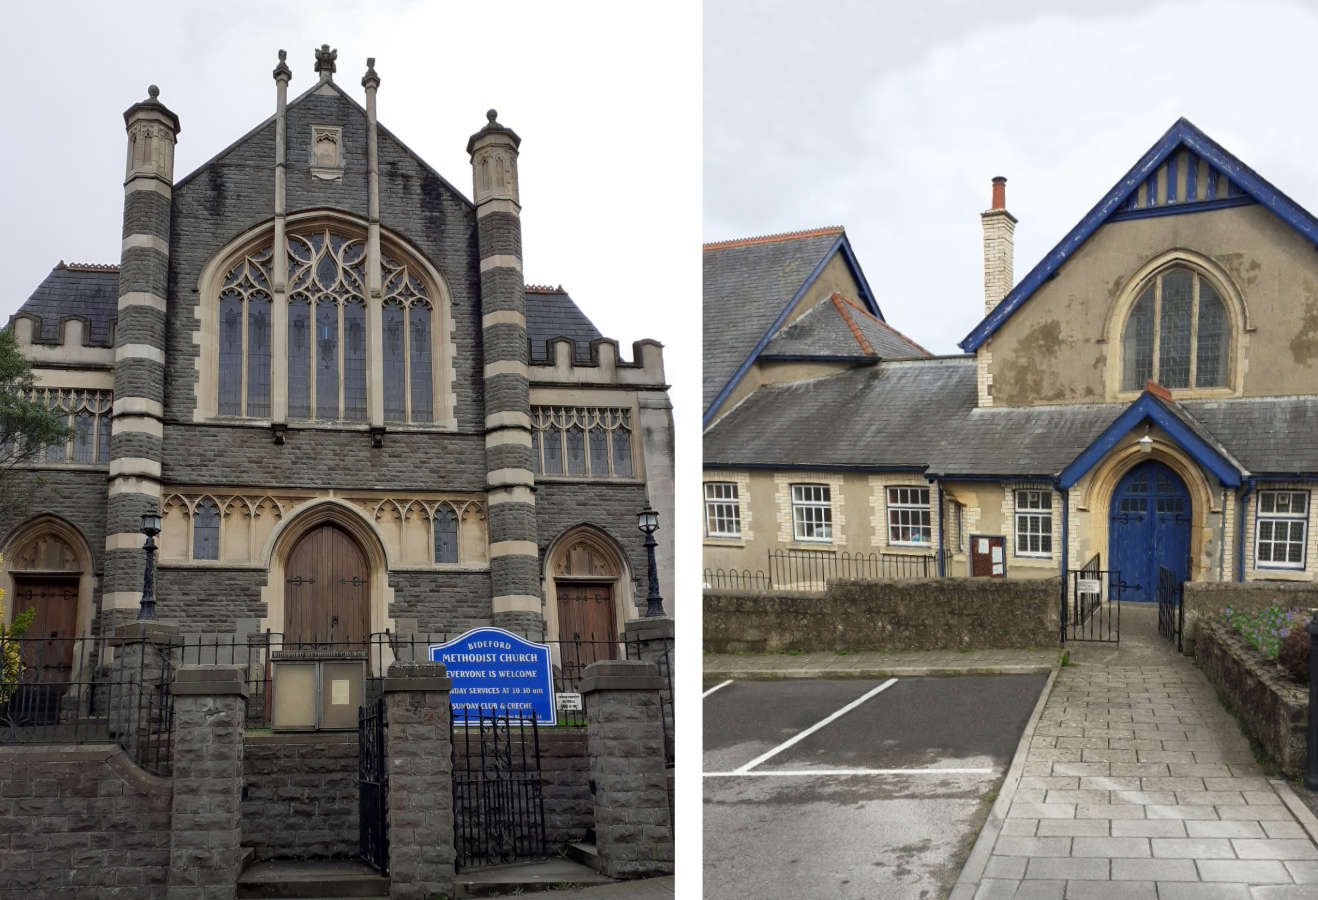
[[622, 617, 675, 765], [167, 665, 248, 900], [104, 86, 180, 631], [108, 621, 179, 765], [467, 111, 543, 640], [580, 659, 674, 878], [383, 662, 455, 900]]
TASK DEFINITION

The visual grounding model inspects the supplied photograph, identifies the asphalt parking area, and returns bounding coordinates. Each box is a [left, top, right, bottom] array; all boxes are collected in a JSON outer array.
[[703, 675, 1047, 900]]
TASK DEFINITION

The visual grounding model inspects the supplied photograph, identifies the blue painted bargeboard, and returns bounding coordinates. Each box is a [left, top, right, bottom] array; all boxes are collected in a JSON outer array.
[[429, 627, 557, 725]]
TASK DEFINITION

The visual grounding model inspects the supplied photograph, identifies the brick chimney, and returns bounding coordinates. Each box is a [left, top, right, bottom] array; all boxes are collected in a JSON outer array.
[[982, 176, 1016, 315]]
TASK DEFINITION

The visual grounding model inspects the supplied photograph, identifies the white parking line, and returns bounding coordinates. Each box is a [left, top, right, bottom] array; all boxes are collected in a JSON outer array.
[[704, 767, 996, 777], [732, 677, 898, 774], [703, 679, 734, 699]]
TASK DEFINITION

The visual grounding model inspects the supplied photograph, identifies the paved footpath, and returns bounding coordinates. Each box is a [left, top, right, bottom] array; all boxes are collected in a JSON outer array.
[[703, 647, 1059, 680], [955, 604, 1318, 899]]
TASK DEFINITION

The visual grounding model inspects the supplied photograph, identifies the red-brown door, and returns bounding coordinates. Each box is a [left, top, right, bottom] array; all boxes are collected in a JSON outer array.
[[970, 536, 1006, 579], [284, 525, 370, 645], [11, 575, 79, 676], [556, 581, 618, 673]]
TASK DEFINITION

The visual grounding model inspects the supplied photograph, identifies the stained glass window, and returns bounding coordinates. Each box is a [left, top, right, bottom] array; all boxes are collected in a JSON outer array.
[[1158, 269, 1193, 388], [434, 505, 458, 564], [1197, 283, 1228, 388], [315, 301, 339, 419], [246, 294, 271, 417], [343, 300, 367, 421], [193, 499, 220, 560], [531, 408, 635, 479], [1121, 266, 1231, 392], [565, 425, 586, 475], [409, 305, 433, 424], [219, 292, 243, 415], [288, 298, 311, 418], [1122, 286, 1154, 391], [73, 411, 94, 464]]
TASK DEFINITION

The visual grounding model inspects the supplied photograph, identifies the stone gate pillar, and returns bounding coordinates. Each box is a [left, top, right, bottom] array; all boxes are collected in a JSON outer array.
[[167, 665, 247, 900], [383, 662, 455, 900], [580, 658, 674, 878]]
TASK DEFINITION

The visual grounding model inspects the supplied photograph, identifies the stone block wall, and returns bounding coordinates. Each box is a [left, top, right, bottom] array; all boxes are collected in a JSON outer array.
[[242, 733, 358, 860], [1195, 617, 1307, 775], [0, 745, 172, 899], [704, 576, 1061, 653], [1183, 580, 1318, 655]]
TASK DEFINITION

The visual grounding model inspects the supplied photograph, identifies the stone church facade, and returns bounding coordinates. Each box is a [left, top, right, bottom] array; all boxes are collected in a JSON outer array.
[[705, 118, 1318, 603], [5, 46, 674, 652]]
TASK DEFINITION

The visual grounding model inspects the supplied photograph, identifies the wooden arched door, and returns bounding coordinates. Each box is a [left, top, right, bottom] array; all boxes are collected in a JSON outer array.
[[284, 524, 370, 645]]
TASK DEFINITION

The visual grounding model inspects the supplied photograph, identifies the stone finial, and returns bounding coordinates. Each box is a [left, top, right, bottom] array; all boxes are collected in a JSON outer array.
[[273, 48, 291, 82], [314, 44, 337, 81], [487, 109, 498, 124], [362, 56, 379, 90], [147, 84, 160, 100]]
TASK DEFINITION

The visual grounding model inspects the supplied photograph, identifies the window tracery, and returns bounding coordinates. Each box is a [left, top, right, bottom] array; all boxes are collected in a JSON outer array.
[[1120, 265, 1231, 391], [531, 407, 634, 479], [21, 389, 112, 466]]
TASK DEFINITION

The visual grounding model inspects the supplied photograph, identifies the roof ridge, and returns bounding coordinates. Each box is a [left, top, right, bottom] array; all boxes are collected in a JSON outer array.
[[525, 284, 566, 293], [831, 291, 932, 357], [62, 262, 119, 272], [829, 293, 875, 357], [703, 226, 844, 251]]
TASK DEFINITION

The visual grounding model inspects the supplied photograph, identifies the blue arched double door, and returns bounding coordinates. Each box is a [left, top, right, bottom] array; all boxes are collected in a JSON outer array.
[[1108, 460, 1191, 603]]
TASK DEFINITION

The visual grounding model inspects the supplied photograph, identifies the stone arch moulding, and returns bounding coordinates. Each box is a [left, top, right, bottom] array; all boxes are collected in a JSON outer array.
[[255, 498, 395, 637], [192, 208, 458, 428], [1100, 248, 1252, 401], [0, 514, 98, 658], [541, 524, 636, 655], [1080, 437, 1220, 583]]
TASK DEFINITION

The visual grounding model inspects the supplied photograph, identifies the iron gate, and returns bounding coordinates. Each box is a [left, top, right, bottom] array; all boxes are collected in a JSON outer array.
[[1062, 567, 1126, 643], [452, 707, 548, 871], [1156, 565, 1184, 652], [358, 696, 388, 874]]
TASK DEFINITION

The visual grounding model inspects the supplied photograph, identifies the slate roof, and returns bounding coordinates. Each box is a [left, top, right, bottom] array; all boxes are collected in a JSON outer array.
[[526, 285, 604, 363], [702, 228, 847, 414], [704, 354, 1318, 478], [763, 293, 928, 360], [13, 263, 119, 346]]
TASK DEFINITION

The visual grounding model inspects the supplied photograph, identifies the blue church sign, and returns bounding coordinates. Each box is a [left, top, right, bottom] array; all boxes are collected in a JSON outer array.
[[429, 627, 556, 725]]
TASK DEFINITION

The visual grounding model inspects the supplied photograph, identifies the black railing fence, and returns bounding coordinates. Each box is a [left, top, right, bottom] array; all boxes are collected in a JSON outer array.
[[0, 633, 174, 775], [703, 568, 775, 591]]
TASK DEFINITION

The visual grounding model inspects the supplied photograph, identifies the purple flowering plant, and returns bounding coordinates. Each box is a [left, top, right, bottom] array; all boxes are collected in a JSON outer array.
[[1219, 605, 1309, 660]]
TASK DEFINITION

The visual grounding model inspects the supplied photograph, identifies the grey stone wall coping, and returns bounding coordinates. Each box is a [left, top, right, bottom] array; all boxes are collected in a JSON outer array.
[[622, 616, 674, 642], [382, 676, 453, 693], [114, 621, 181, 642], [580, 659, 663, 694], [244, 731, 357, 745], [173, 663, 250, 697], [0, 743, 172, 796]]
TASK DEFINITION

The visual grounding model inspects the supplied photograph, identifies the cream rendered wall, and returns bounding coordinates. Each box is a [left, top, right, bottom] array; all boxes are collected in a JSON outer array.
[[983, 204, 1318, 407]]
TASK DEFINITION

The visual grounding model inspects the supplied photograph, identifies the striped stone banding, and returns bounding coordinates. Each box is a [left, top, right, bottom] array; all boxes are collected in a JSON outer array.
[[485, 443, 532, 474], [118, 247, 169, 296], [487, 468, 535, 489], [111, 415, 164, 438], [485, 429, 532, 448], [476, 213, 523, 257], [491, 595, 541, 614], [487, 486, 535, 506], [115, 343, 166, 364], [483, 360, 529, 379], [477, 270, 527, 314], [481, 309, 526, 329], [475, 198, 520, 218], [118, 291, 167, 313], [489, 540, 539, 559], [490, 555, 540, 592], [486, 411, 532, 430], [479, 254, 522, 273], [109, 457, 162, 479], [121, 234, 170, 256], [482, 322, 531, 359], [112, 397, 164, 418], [124, 175, 172, 197], [107, 478, 162, 498]]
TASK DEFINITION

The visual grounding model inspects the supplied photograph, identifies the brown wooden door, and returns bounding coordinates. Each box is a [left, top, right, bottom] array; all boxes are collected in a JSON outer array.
[[11, 575, 79, 675], [970, 536, 1006, 579], [556, 581, 618, 670], [284, 525, 370, 645]]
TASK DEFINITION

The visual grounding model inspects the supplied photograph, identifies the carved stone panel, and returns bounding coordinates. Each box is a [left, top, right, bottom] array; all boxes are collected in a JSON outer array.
[[11, 533, 79, 572]]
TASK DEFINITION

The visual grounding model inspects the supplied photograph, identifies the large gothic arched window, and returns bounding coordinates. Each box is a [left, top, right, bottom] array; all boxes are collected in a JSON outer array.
[[213, 226, 439, 424], [1121, 266, 1231, 391]]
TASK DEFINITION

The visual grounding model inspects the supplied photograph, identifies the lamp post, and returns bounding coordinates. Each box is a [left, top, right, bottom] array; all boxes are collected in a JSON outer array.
[[637, 506, 665, 618], [139, 512, 162, 620]]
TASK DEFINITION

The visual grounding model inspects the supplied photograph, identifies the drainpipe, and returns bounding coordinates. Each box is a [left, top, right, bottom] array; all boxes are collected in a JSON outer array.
[[1218, 486, 1227, 583], [1059, 484, 1069, 640], [1236, 478, 1255, 582], [934, 479, 945, 578]]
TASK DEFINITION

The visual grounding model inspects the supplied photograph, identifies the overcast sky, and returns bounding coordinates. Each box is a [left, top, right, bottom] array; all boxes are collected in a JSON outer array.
[[0, 0, 700, 414], [704, 0, 1318, 355]]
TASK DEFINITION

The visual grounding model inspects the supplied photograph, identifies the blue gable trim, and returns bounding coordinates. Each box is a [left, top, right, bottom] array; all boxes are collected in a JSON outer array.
[[960, 118, 1318, 353], [703, 232, 881, 425], [1057, 393, 1243, 489]]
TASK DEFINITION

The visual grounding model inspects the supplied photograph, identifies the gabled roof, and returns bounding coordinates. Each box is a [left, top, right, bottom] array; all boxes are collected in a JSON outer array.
[[12, 262, 120, 346], [702, 227, 881, 422], [960, 117, 1318, 352], [525, 285, 604, 363], [762, 293, 929, 361]]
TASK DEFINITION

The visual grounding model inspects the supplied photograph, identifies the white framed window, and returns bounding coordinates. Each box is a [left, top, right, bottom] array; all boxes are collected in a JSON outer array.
[[791, 484, 832, 542], [704, 482, 741, 538], [946, 499, 965, 551], [1014, 489, 1053, 558], [1256, 490, 1308, 569], [887, 486, 931, 545]]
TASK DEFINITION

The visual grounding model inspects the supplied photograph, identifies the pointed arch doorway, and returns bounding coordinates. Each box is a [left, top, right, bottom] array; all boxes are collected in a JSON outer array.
[[284, 523, 370, 645], [1108, 459, 1191, 604]]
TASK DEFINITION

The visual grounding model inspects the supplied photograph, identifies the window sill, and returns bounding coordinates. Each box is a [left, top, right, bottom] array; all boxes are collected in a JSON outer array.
[[704, 537, 745, 547], [391, 564, 491, 573], [201, 417, 458, 433], [534, 475, 644, 486], [1013, 555, 1055, 565], [14, 463, 109, 472], [1251, 566, 1310, 579], [1112, 386, 1236, 403]]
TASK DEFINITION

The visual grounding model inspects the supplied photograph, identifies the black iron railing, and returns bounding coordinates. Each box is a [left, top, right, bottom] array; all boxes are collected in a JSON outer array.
[[766, 548, 950, 589], [0, 633, 175, 775], [703, 568, 775, 591]]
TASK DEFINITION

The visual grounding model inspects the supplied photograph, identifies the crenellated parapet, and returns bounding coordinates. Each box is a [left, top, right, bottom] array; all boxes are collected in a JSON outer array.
[[11, 313, 116, 370], [530, 338, 666, 387]]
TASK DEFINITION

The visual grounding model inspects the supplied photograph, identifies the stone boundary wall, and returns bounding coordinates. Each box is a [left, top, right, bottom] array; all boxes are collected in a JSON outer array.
[[0, 744, 172, 899], [704, 577, 1061, 653], [242, 733, 358, 860], [1184, 581, 1318, 655], [1195, 617, 1307, 776]]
